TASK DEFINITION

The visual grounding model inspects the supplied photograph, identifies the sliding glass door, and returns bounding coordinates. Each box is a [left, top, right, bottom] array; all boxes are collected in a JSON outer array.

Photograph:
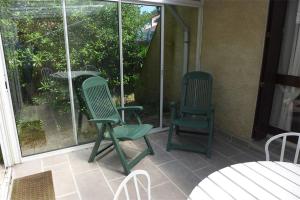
[[122, 4, 161, 127], [65, 0, 120, 144], [0, 0, 164, 157], [0, 0, 76, 156]]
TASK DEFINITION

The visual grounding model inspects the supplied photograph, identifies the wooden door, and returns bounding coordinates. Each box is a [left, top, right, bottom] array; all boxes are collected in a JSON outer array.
[[253, 0, 288, 139]]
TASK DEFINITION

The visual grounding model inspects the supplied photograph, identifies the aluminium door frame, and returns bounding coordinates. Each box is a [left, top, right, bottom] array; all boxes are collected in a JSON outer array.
[[0, 34, 22, 166], [0, 0, 204, 163], [0, 0, 167, 164], [62, 0, 78, 145]]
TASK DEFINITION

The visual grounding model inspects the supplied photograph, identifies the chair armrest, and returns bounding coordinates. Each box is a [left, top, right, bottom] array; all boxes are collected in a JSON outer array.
[[117, 106, 143, 124], [117, 106, 143, 111], [89, 118, 120, 124]]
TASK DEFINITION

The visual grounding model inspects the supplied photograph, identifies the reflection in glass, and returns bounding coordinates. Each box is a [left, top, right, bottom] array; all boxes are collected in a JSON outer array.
[[65, 1, 120, 143], [277, 0, 299, 76], [0, 0, 75, 155], [162, 6, 198, 127], [270, 85, 300, 131], [122, 4, 161, 127]]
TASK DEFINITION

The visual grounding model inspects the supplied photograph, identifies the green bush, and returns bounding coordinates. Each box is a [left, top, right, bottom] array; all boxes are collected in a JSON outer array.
[[0, 1, 158, 113]]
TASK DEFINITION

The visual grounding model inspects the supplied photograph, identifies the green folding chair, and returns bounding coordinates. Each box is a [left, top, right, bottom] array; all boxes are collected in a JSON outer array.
[[166, 71, 214, 157], [81, 76, 154, 175]]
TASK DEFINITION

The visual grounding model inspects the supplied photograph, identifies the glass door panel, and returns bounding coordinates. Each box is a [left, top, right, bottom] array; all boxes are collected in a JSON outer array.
[[162, 5, 198, 127], [269, 0, 300, 134], [270, 85, 300, 132], [66, 0, 120, 143], [122, 4, 161, 127], [0, 0, 76, 156]]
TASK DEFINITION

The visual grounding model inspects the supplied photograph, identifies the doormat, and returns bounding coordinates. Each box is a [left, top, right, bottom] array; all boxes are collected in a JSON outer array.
[[11, 171, 55, 200]]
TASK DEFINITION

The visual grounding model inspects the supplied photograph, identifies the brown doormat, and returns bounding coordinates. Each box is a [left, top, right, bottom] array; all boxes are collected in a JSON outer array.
[[11, 171, 55, 200]]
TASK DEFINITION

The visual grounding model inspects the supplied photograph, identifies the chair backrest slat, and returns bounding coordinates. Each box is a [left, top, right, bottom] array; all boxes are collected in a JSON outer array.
[[280, 136, 287, 161], [113, 170, 151, 200], [82, 76, 121, 125], [124, 185, 130, 200], [133, 176, 141, 200], [180, 71, 212, 115], [294, 137, 300, 163], [265, 132, 300, 164]]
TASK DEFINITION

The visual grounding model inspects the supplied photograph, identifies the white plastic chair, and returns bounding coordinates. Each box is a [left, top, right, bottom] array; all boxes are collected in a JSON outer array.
[[113, 170, 151, 200], [265, 132, 300, 163]]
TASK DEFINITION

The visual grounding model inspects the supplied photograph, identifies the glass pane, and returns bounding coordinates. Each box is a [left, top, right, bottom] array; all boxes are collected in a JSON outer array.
[[270, 84, 300, 131], [0, 0, 76, 155], [122, 4, 161, 127], [277, 0, 299, 76], [66, 0, 120, 143], [163, 6, 198, 127]]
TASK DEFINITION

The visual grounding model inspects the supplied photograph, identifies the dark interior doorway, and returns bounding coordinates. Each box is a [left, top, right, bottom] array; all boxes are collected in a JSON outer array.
[[253, 0, 300, 140]]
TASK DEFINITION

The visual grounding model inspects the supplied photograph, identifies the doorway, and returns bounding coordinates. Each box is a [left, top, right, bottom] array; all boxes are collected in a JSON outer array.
[[0, 0, 163, 156], [253, 0, 300, 139]]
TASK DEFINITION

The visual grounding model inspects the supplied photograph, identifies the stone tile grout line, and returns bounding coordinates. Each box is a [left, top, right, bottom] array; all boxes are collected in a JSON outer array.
[[66, 154, 82, 200], [96, 158, 115, 195]]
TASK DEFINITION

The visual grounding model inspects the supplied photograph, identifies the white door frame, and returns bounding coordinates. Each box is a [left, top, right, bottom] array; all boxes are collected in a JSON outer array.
[[0, 34, 22, 166]]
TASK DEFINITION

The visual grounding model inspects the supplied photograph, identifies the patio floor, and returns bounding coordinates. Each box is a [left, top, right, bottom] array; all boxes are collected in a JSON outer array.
[[11, 130, 293, 200]]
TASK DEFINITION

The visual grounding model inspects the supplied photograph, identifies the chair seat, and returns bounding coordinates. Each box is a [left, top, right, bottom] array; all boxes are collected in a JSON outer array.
[[173, 117, 209, 129], [105, 124, 153, 140]]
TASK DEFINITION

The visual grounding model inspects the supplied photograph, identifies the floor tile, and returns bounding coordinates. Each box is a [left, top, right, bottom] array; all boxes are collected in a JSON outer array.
[[194, 165, 218, 180], [152, 181, 186, 200], [56, 193, 80, 200], [12, 131, 278, 200], [133, 158, 168, 187], [75, 169, 113, 200], [148, 132, 169, 148], [98, 147, 139, 180], [122, 139, 147, 151], [13, 159, 42, 179], [158, 160, 200, 195], [68, 148, 98, 175], [230, 152, 259, 164], [238, 146, 266, 161], [170, 150, 209, 171], [98, 153, 126, 181], [44, 163, 76, 196], [42, 154, 68, 167], [212, 139, 242, 157], [148, 144, 175, 165], [227, 136, 251, 152], [200, 150, 233, 170]]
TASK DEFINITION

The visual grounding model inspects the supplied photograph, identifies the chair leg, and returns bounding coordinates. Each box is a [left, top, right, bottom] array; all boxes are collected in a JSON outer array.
[[144, 136, 154, 155], [108, 127, 131, 175], [88, 125, 105, 162], [166, 124, 174, 151], [206, 120, 214, 158], [114, 139, 131, 175]]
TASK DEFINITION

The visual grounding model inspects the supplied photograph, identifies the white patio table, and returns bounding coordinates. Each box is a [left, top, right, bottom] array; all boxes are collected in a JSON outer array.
[[188, 161, 300, 200]]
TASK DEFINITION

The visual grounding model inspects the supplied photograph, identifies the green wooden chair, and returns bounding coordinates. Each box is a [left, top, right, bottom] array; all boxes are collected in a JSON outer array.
[[166, 71, 214, 157], [81, 76, 154, 175]]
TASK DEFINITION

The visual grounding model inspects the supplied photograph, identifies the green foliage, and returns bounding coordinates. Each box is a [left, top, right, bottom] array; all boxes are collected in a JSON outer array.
[[17, 120, 46, 148], [35, 80, 71, 114], [0, 1, 158, 113]]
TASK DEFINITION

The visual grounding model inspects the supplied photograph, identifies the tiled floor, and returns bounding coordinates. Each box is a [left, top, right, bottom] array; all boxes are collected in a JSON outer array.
[[11, 131, 290, 200]]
